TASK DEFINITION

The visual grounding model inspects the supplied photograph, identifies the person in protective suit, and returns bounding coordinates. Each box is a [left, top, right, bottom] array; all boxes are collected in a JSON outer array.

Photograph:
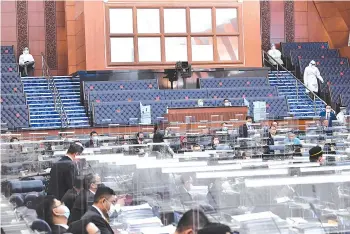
[[303, 60, 324, 97]]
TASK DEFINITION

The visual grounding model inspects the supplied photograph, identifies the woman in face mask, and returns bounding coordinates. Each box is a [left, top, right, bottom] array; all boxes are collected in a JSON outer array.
[[36, 195, 70, 234]]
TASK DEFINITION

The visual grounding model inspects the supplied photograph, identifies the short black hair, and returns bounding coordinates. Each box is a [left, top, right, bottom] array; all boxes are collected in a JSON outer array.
[[223, 98, 229, 102], [198, 223, 232, 234], [176, 209, 210, 232], [93, 186, 115, 203], [136, 132, 143, 138], [36, 195, 55, 226], [90, 131, 98, 137], [83, 173, 98, 190], [67, 142, 84, 154], [74, 176, 84, 189], [246, 116, 252, 121], [10, 137, 19, 142]]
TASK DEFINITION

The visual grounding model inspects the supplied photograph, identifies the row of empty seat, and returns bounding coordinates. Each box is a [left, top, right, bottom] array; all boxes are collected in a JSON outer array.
[[0, 46, 30, 129]]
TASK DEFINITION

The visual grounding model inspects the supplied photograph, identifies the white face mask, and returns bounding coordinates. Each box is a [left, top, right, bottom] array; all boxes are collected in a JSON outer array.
[[107, 204, 117, 217], [342, 109, 347, 114], [23, 49, 29, 55], [224, 102, 230, 107], [246, 122, 252, 126], [55, 205, 70, 219], [92, 136, 99, 142], [222, 127, 228, 131], [326, 109, 331, 113], [198, 101, 203, 107]]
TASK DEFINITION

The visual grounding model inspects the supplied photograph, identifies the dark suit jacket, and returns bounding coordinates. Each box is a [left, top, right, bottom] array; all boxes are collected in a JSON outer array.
[[61, 188, 79, 211], [47, 156, 78, 200], [85, 140, 101, 148], [68, 190, 94, 224], [239, 124, 248, 138], [51, 225, 68, 234], [319, 111, 337, 126], [82, 206, 114, 234]]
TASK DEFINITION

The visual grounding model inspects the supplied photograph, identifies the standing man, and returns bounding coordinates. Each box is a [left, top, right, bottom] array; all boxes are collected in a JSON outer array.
[[319, 105, 337, 127], [48, 142, 84, 200], [239, 116, 253, 138], [303, 60, 324, 97]]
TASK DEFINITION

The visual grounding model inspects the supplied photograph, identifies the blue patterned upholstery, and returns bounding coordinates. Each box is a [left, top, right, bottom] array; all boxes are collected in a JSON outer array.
[[329, 85, 350, 103], [299, 58, 349, 74], [89, 90, 165, 104], [1, 105, 29, 129], [214, 98, 244, 106], [246, 96, 289, 118], [290, 49, 339, 66], [1, 83, 23, 94], [207, 87, 278, 99], [1, 73, 21, 83], [1, 46, 14, 55], [0, 94, 26, 106], [84, 80, 159, 99], [170, 99, 218, 108], [1, 63, 18, 73], [93, 101, 141, 125], [1, 54, 16, 63], [164, 89, 208, 100], [318, 67, 350, 77], [31, 220, 52, 233], [341, 95, 350, 108], [141, 100, 171, 123], [323, 76, 350, 86], [199, 77, 268, 89], [281, 42, 329, 58]]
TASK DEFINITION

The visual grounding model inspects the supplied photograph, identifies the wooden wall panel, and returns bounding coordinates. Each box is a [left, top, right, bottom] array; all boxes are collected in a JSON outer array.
[[270, 1, 285, 45]]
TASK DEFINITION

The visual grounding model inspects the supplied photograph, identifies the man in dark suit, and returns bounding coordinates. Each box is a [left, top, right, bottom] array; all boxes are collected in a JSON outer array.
[[85, 131, 101, 148], [61, 176, 84, 211], [69, 187, 117, 234], [239, 116, 253, 138], [48, 142, 84, 200], [319, 105, 337, 127], [69, 174, 101, 224], [36, 195, 70, 234]]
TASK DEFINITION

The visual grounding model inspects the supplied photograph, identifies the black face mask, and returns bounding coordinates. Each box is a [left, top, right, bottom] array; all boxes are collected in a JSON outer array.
[[97, 183, 104, 188]]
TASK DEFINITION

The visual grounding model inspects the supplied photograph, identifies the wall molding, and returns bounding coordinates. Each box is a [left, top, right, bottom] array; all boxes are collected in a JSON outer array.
[[45, 0, 57, 69], [284, 0, 294, 42], [260, 0, 271, 51], [16, 0, 28, 58]]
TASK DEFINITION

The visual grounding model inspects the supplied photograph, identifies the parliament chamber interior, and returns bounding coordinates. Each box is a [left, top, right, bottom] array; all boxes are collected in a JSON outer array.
[[3, 0, 350, 234]]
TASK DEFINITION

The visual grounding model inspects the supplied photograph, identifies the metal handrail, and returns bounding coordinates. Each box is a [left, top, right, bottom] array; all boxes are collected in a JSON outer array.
[[41, 53, 69, 128], [262, 50, 327, 114]]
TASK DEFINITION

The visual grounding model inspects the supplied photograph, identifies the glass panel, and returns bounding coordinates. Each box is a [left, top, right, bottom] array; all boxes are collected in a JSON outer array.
[[164, 9, 187, 33], [165, 37, 187, 62], [138, 37, 161, 62], [109, 8, 133, 34], [137, 9, 160, 33], [191, 37, 213, 61], [217, 36, 239, 61], [190, 9, 212, 33], [110, 38, 134, 62], [216, 8, 239, 33]]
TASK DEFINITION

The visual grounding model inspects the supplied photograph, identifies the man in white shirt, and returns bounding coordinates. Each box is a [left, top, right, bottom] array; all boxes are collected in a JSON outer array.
[[267, 44, 284, 66], [18, 47, 35, 77], [337, 106, 347, 125]]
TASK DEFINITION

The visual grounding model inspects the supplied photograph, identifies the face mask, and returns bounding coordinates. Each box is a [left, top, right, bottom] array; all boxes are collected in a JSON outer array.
[[107, 203, 117, 217], [92, 136, 99, 142], [246, 122, 251, 126], [213, 140, 220, 145], [342, 109, 347, 114], [326, 109, 331, 113], [55, 205, 70, 219], [198, 101, 203, 107], [224, 102, 230, 107], [222, 127, 228, 131], [23, 50, 29, 55]]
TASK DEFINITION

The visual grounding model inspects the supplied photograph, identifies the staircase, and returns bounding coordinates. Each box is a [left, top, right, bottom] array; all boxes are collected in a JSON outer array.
[[22, 76, 90, 129], [268, 71, 325, 117]]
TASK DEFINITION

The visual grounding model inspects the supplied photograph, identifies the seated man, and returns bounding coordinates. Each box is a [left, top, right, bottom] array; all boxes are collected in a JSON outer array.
[[61, 176, 84, 211], [18, 47, 35, 77], [284, 132, 301, 145], [198, 223, 232, 234], [319, 105, 337, 127], [175, 209, 210, 234], [223, 98, 231, 107], [36, 195, 70, 234], [309, 145, 324, 164], [69, 174, 101, 224], [85, 131, 101, 148]]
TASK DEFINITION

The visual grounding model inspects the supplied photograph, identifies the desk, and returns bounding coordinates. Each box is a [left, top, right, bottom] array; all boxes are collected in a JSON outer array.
[[166, 106, 248, 123]]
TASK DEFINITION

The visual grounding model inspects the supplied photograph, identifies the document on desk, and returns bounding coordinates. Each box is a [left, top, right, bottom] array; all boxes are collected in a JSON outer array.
[[140, 224, 176, 234], [121, 203, 152, 212]]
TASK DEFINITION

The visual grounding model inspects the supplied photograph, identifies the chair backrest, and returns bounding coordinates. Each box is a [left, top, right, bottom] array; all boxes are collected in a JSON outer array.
[[281, 42, 329, 58], [199, 77, 268, 89], [1, 73, 21, 83], [329, 85, 350, 103], [1, 105, 29, 129], [164, 89, 208, 100], [299, 58, 349, 74], [207, 87, 278, 99], [290, 49, 339, 66], [9, 193, 25, 207], [318, 67, 350, 77], [7, 180, 44, 196], [1, 54, 16, 64], [1, 63, 18, 73], [246, 96, 289, 118], [0, 94, 26, 106], [1, 83, 23, 94], [1, 46, 14, 55], [31, 219, 52, 234]]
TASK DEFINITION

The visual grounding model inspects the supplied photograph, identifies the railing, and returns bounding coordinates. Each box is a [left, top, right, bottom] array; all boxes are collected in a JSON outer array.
[[41, 53, 69, 128], [262, 50, 327, 115]]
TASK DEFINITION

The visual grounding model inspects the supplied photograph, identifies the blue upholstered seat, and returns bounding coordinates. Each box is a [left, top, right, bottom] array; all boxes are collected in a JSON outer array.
[[1, 83, 23, 94], [141, 100, 171, 123], [199, 77, 268, 89], [1, 105, 30, 129], [0, 94, 26, 106], [164, 89, 208, 100], [281, 42, 329, 58], [1, 45, 14, 55], [169, 99, 218, 108], [1, 54, 16, 63], [1, 73, 21, 83], [329, 85, 350, 103], [246, 96, 290, 118], [1, 63, 18, 73], [31, 219, 52, 233], [299, 58, 349, 74], [207, 87, 278, 99], [318, 67, 350, 77], [290, 49, 339, 66]]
